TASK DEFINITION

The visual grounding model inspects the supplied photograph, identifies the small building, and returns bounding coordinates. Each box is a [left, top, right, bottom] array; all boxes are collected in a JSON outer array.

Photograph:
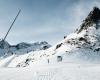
[[57, 56, 62, 62]]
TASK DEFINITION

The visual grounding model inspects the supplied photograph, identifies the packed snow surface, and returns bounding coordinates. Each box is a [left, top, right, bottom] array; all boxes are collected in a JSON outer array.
[[0, 63, 100, 80]]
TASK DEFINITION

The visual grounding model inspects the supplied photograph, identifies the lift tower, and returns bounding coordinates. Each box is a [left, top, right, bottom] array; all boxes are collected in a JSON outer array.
[[0, 9, 21, 49]]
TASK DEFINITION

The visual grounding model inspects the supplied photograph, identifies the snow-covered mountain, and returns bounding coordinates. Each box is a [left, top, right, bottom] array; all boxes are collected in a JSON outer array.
[[0, 40, 51, 58], [1, 7, 100, 68], [16, 7, 100, 67]]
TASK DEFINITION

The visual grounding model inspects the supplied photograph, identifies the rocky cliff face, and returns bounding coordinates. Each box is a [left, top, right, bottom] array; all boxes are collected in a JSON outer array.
[[77, 7, 100, 33]]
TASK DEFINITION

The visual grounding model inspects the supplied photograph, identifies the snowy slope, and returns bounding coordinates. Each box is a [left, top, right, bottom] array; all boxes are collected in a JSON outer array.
[[0, 63, 100, 80]]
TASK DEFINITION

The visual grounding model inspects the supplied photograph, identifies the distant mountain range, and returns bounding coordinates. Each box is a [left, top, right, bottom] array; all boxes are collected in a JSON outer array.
[[0, 40, 51, 57]]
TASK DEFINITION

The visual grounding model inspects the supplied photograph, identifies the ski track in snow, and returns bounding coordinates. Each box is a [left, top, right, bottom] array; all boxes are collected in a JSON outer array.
[[2, 55, 16, 67]]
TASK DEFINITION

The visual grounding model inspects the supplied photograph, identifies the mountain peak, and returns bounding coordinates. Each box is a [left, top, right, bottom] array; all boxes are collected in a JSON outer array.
[[86, 7, 100, 22], [77, 7, 100, 33]]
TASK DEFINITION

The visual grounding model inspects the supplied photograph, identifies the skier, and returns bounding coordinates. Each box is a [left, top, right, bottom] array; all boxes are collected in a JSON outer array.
[[47, 59, 49, 64]]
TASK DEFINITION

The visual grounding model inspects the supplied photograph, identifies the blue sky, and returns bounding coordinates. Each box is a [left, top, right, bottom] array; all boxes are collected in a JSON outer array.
[[0, 0, 100, 45]]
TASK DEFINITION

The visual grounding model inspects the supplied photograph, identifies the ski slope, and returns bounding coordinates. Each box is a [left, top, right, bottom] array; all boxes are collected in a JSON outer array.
[[0, 63, 100, 80]]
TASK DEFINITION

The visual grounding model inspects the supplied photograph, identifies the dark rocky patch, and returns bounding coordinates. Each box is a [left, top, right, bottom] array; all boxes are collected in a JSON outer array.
[[77, 7, 100, 33]]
